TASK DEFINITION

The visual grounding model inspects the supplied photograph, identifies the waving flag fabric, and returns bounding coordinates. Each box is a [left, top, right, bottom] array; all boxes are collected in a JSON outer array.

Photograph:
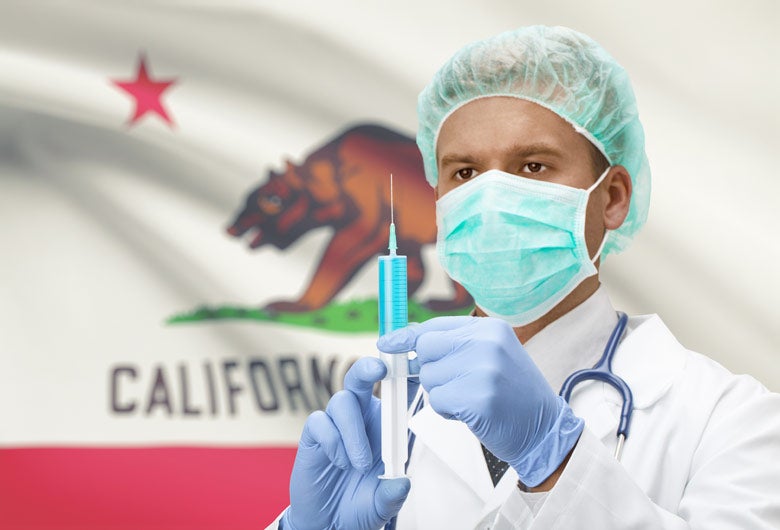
[[2, 2, 778, 528]]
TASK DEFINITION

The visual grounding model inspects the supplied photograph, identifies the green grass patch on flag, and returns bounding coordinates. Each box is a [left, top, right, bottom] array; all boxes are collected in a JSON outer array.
[[166, 298, 471, 333]]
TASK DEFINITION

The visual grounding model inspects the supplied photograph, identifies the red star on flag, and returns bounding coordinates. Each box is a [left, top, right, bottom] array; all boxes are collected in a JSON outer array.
[[111, 52, 177, 128]]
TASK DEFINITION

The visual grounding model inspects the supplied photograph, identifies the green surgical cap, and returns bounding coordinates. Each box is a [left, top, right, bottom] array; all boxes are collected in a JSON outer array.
[[417, 25, 650, 255]]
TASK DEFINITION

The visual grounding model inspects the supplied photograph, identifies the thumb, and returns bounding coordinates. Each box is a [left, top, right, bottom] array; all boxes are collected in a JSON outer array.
[[374, 477, 411, 522]]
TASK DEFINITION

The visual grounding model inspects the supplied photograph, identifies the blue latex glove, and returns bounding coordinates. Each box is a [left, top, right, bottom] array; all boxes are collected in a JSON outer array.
[[377, 316, 584, 487], [281, 357, 411, 530]]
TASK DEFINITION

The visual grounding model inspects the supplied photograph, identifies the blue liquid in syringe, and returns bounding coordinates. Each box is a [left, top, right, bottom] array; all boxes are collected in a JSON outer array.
[[379, 223, 408, 335]]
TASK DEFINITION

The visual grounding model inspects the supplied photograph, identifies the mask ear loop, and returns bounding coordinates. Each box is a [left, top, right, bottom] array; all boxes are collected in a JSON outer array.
[[586, 166, 612, 193], [590, 229, 610, 263], [587, 166, 613, 263]]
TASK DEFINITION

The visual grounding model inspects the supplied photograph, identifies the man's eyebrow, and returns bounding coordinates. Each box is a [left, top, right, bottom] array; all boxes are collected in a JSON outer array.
[[438, 142, 566, 166], [508, 142, 566, 159], [438, 153, 479, 167]]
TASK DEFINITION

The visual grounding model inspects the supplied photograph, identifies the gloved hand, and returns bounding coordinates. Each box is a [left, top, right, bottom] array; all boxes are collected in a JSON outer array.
[[377, 316, 583, 487], [281, 357, 411, 530]]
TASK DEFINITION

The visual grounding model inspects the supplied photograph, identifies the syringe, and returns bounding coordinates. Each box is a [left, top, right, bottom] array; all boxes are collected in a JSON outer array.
[[378, 173, 409, 479]]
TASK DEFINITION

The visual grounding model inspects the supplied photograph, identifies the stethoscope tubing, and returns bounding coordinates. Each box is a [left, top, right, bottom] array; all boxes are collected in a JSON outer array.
[[559, 311, 633, 460]]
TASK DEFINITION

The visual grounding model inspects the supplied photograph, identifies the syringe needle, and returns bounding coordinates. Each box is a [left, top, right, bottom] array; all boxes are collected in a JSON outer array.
[[390, 173, 394, 225], [388, 174, 397, 254]]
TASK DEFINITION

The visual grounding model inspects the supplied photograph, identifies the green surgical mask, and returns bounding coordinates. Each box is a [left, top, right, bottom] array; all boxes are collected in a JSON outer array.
[[436, 167, 610, 326]]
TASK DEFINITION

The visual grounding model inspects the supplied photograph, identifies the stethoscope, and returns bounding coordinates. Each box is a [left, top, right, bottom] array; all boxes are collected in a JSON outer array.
[[559, 311, 633, 461], [385, 311, 634, 530]]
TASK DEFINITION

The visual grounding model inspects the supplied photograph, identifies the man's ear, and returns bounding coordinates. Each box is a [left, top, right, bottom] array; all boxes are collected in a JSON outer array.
[[603, 166, 632, 230]]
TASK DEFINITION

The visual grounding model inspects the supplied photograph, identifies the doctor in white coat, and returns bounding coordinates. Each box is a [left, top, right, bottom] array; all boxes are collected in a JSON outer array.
[[269, 26, 780, 529]]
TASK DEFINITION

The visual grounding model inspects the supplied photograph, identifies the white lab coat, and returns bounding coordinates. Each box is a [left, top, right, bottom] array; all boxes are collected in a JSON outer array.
[[267, 312, 780, 529], [396, 314, 780, 529]]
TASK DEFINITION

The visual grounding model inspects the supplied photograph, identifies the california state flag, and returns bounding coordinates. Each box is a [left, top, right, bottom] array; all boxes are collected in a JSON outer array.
[[0, 3, 467, 528]]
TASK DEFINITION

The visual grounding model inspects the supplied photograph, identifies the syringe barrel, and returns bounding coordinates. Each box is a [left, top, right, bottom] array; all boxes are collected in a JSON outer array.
[[378, 255, 408, 336], [378, 253, 409, 479]]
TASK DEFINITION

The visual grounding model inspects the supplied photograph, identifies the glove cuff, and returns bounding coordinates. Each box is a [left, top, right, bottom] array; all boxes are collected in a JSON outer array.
[[509, 396, 584, 487]]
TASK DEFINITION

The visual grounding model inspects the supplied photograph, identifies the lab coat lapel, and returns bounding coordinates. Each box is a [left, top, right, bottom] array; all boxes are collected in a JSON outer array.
[[408, 400, 495, 502], [475, 463, 521, 525], [610, 315, 686, 409], [568, 314, 686, 443]]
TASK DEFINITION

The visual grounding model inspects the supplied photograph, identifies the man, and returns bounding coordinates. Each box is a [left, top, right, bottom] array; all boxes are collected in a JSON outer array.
[[269, 26, 779, 529]]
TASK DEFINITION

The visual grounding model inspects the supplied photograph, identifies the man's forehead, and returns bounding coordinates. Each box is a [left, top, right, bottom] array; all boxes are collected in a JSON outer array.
[[436, 96, 590, 165], [437, 96, 577, 143]]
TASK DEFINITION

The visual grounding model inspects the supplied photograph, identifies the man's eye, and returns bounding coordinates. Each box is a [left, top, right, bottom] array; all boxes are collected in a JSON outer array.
[[522, 162, 546, 173], [456, 168, 478, 180]]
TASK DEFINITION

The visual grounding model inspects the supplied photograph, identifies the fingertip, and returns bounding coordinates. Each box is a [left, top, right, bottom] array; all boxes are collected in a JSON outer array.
[[369, 356, 388, 377], [388, 477, 411, 497], [378, 478, 412, 502], [377, 325, 416, 353], [356, 356, 387, 378], [375, 477, 412, 520]]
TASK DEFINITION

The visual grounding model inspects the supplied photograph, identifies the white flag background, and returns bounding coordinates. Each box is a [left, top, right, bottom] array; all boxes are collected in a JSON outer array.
[[1, 1, 778, 528]]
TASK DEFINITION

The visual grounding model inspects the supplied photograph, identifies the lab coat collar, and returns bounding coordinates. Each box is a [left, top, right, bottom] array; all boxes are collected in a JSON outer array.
[[523, 287, 619, 394], [609, 314, 686, 409], [568, 314, 688, 441]]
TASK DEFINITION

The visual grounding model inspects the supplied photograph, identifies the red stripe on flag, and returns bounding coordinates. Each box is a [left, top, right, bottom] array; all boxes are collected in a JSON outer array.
[[0, 447, 296, 529]]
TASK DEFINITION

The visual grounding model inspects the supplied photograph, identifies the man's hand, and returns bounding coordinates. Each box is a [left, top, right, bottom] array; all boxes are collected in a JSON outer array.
[[282, 357, 411, 530], [378, 316, 583, 488]]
